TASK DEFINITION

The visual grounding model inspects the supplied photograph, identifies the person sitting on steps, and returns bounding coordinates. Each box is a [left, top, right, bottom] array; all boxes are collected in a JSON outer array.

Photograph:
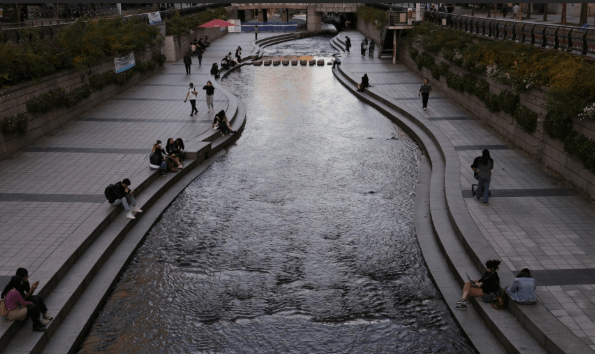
[[456, 260, 501, 309], [215, 110, 236, 135], [106, 178, 143, 220], [1, 276, 46, 332], [166, 138, 184, 169], [358, 74, 370, 92], [211, 63, 220, 79], [16, 268, 53, 325], [150, 140, 169, 176]]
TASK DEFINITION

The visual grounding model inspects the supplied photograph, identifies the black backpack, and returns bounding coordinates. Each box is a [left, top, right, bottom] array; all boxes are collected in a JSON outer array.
[[104, 182, 119, 203]]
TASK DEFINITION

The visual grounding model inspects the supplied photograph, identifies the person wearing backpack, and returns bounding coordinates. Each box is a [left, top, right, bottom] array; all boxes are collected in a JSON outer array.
[[105, 178, 142, 220]]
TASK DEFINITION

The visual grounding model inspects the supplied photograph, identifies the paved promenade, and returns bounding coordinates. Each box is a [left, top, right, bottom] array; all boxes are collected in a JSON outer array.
[[335, 31, 595, 350], [0, 32, 276, 279]]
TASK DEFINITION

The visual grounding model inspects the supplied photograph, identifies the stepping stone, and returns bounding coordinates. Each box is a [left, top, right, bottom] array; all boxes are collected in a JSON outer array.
[[317, 59, 325, 66], [253, 60, 263, 66], [300, 59, 307, 65], [282, 59, 289, 66], [273, 59, 280, 66], [327, 62, 332, 65], [291, 60, 298, 66], [264, 60, 272, 66], [309, 59, 316, 66]]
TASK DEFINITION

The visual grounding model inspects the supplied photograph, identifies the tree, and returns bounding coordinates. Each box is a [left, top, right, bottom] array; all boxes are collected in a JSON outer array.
[[579, 3, 588, 26], [561, 3, 566, 25]]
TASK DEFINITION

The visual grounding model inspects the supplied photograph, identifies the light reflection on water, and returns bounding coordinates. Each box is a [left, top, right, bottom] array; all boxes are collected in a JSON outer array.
[[77, 37, 476, 354]]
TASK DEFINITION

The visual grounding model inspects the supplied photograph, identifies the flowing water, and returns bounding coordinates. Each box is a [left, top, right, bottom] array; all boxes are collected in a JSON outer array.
[[78, 37, 476, 354]]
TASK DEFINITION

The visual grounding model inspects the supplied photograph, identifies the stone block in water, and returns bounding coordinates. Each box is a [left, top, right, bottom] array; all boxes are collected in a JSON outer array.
[[317, 59, 325, 66]]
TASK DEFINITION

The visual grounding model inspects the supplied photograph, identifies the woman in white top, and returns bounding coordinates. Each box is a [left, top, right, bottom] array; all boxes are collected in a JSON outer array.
[[184, 83, 199, 116]]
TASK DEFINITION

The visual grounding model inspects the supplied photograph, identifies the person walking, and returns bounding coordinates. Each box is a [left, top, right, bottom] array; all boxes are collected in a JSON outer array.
[[512, 4, 520, 20], [183, 52, 192, 75], [191, 42, 196, 56], [254, 25, 259, 40], [235, 46, 242, 62], [345, 36, 351, 53], [203, 81, 215, 113], [197, 47, 203, 67], [364, 37, 368, 46], [360, 39, 366, 57], [184, 83, 199, 116], [369, 40, 375, 58], [418, 78, 432, 110], [473, 149, 494, 205]]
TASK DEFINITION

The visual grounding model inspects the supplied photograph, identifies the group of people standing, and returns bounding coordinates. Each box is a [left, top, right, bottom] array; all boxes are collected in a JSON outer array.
[[342, 36, 375, 58], [184, 36, 210, 75]]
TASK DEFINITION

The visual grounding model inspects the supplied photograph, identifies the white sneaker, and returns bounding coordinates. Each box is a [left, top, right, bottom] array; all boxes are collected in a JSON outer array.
[[132, 208, 143, 213], [126, 212, 136, 220], [43, 313, 53, 320], [40, 319, 50, 325]]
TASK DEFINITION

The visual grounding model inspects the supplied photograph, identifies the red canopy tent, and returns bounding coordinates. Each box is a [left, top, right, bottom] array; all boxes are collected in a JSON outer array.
[[198, 19, 236, 28]]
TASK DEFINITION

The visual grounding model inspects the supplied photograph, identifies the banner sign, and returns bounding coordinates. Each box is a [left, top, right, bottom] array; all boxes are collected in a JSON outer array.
[[116, 3, 121, 15], [114, 52, 135, 73], [148, 11, 162, 25]]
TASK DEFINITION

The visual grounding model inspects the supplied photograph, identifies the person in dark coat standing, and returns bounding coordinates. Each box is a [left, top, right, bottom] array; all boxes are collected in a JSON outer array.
[[473, 149, 494, 205], [418, 78, 432, 110], [360, 39, 366, 57], [183, 53, 192, 75], [345, 36, 351, 53], [254, 25, 259, 40], [197, 47, 203, 67], [235, 46, 242, 62], [369, 40, 375, 58]]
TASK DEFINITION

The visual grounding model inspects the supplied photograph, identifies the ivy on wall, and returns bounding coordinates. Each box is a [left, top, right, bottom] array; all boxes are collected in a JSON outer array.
[[356, 6, 386, 30], [407, 22, 595, 174]]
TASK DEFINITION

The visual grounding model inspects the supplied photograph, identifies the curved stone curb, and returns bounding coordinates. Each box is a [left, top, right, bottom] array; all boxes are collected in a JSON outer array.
[[331, 31, 592, 354]]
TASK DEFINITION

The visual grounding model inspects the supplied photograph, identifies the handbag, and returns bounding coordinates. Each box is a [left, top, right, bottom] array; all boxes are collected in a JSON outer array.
[[0, 298, 7, 317], [482, 292, 497, 303]]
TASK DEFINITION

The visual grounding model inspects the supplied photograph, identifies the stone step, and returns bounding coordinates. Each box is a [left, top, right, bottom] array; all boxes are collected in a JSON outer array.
[[331, 65, 551, 354]]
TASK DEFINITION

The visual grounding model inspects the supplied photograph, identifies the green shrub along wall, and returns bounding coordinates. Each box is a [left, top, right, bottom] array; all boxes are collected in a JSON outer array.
[[406, 23, 595, 182]]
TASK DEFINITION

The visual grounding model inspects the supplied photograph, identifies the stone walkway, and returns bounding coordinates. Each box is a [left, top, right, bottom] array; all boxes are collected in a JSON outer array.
[[0, 33, 276, 278], [336, 30, 595, 350]]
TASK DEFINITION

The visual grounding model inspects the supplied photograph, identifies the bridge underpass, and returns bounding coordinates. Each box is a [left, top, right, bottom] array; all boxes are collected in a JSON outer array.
[[232, 3, 361, 31]]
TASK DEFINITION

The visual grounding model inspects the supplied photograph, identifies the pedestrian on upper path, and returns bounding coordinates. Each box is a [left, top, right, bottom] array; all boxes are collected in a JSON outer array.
[[456, 260, 501, 310], [369, 40, 375, 58], [364, 37, 368, 46], [513, 4, 520, 20], [211, 63, 220, 79], [235, 46, 242, 62], [203, 81, 215, 113], [255, 25, 259, 40], [184, 83, 199, 116], [345, 36, 351, 53], [183, 53, 192, 75], [472, 149, 494, 205], [418, 78, 432, 110], [360, 39, 366, 57], [197, 47, 203, 67]]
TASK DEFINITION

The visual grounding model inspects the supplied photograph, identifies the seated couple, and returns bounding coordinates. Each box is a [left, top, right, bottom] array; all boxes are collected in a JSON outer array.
[[212, 110, 236, 135], [456, 260, 537, 310], [150, 139, 185, 176], [1, 268, 53, 332]]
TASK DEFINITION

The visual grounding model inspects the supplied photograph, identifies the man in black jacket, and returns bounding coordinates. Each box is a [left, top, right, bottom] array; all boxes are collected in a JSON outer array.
[[183, 53, 192, 75], [106, 178, 142, 219]]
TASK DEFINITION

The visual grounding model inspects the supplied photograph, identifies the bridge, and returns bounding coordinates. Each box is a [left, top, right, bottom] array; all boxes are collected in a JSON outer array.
[[231, 3, 361, 31]]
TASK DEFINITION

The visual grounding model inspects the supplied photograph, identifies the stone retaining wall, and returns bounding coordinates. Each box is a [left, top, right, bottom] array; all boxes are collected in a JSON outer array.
[[0, 48, 162, 161], [163, 27, 228, 62], [400, 41, 595, 198], [356, 18, 382, 44]]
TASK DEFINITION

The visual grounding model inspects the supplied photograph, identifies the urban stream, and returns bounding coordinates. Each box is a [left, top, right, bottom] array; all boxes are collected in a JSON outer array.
[[78, 36, 476, 353]]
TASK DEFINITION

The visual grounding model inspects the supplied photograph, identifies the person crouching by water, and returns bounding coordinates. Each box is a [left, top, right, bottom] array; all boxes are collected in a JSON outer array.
[[332, 54, 341, 69], [357, 74, 370, 92], [456, 259, 501, 309], [506, 268, 537, 304], [1, 276, 46, 332], [472, 149, 494, 205], [418, 78, 432, 110], [214, 110, 236, 135]]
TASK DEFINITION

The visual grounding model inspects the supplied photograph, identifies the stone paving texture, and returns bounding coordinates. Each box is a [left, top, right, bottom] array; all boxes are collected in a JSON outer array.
[[0, 33, 278, 277], [336, 30, 595, 350]]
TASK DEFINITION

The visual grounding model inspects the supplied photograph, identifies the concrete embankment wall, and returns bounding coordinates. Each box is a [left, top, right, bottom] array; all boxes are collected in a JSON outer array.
[[0, 48, 162, 161], [164, 27, 228, 62], [399, 41, 595, 199], [356, 18, 382, 44]]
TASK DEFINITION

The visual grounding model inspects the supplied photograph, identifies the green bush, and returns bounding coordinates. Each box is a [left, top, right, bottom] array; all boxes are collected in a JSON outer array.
[[445, 72, 464, 92], [415, 52, 434, 71], [165, 7, 228, 36], [462, 74, 477, 94], [564, 131, 595, 173], [473, 79, 490, 101], [513, 105, 538, 133], [356, 6, 386, 30], [431, 62, 449, 80], [0, 113, 28, 135], [409, 47, 419, 61], [153, 51, 166, 67], [499, 90, 520, 115], [484, 92, 501, 112]]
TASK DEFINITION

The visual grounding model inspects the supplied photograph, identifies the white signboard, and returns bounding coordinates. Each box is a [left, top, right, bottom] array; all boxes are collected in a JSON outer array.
[[116, 3, 121, 15], [114, 52, 136, 73], [228, 19, 241, 33], [148, 11, 162, 25]]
